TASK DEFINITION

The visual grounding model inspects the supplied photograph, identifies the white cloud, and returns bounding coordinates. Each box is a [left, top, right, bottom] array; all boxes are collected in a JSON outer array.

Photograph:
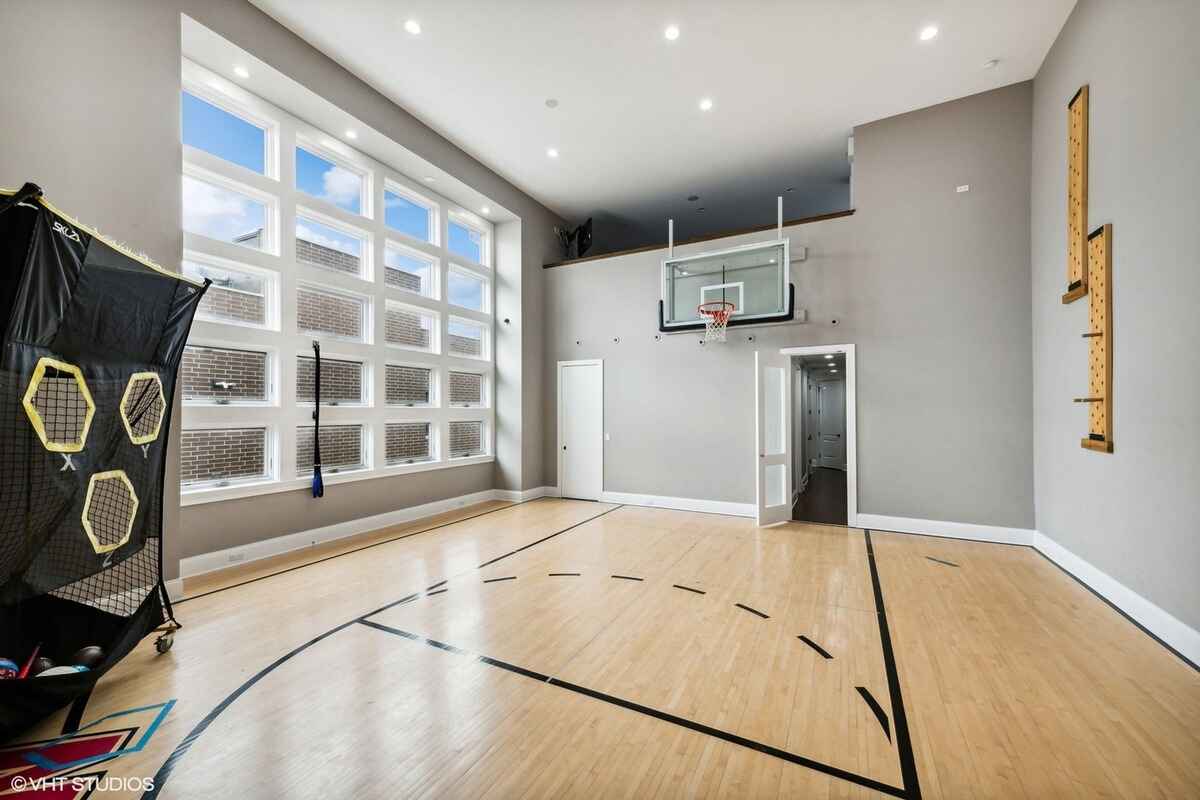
[[321, 165, 361, 208], [297, 221, 358, 256], [182, 176, 263, 243]]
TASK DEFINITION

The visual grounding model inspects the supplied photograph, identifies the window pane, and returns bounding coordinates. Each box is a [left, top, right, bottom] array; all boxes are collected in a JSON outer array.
[[296, 216, 364, 277], [447, 317, 485, 358], [297, 287, 365, 341], [182, 91, 265, 174], [184, 261, 268, 327], [385, 244, 434, 295], [181, 427, 267, 486], [448, 371, 482, 406], [296, 424, 364, 475], [296, 146, 363, 215], [385, 304, 435, 351], [386, 364, 431, 405], [384, 189, 431, 241], [296, 356, 363, 404], [386, 422, 432, 465], [449, 421, 484, 457], [182, 346, 268, 403], [448, 220, 484, 264], [182, 175, 267, 249], [448, 269, 486, 311]]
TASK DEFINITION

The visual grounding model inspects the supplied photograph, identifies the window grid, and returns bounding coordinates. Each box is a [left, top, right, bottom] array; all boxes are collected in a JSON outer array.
[[180, 58, 493, 503]]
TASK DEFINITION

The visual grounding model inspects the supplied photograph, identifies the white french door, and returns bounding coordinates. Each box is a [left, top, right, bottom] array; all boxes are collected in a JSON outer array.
[[755, 350, 792, 525]]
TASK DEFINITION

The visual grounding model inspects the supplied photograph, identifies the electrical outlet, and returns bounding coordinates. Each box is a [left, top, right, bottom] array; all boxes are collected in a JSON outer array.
[[956, 184, 970, 193]]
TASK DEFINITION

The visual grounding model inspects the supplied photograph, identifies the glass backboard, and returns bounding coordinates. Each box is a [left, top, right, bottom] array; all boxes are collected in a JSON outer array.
[[660, 240, 790, 330]]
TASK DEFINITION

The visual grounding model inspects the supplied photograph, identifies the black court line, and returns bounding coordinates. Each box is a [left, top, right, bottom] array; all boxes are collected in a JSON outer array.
[[426, 588, 448, 596], [426, 579, 448, 591], [482, 576, 517, 583], [925, 556, 960, 568], [672, 584, 706, 595], [477, 505, 623, 569], [611, 574, 644, 581], [61, 689, 92, 734], [865, 530, 922, 799], [856, 686, 892, 742], [548, 572, 580, 577], [358, 619, 907, 798], [176, 499, 535, 606], [798, 635, 834, 660], [734, 602, 770, 619], [143, 503, 623, 799]]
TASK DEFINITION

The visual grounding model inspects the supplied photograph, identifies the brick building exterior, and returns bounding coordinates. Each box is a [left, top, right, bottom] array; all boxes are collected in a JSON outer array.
[[385, 364, 431, 405], [296, 236, 360, 276], [449, 420, 483, 456], [198, 284, 267, 326], [296, 356, 363, 404], [385, 306, 432, 349], [386, 422, 432, 464], [448, 371, 482, 405], [180, 427, 267, 485], [296, 424, 363, 475], [182, 346, 268, 403], [297, 287, 363, 340]]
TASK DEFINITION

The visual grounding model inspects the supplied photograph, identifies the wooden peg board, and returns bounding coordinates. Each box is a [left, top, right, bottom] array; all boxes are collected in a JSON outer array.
[[1063, 85, 1089, 304], [1082, 223, 1113, 452]]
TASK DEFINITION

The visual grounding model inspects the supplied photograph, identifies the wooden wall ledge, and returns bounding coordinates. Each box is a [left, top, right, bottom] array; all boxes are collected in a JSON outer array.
[[543, 208, 856, 269]]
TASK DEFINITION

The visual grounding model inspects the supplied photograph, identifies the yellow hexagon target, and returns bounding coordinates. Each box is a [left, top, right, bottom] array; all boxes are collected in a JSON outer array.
[[82, 470, 139, 554], [120, 372, 166, 445], [22, 357, 96, 453]]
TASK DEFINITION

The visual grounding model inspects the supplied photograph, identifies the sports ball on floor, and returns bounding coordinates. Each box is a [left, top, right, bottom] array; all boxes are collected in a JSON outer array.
[[31, 657, 56, 676], [35, 665, 89, 677], [0, 659, 21, 679], [70, 646, 106, 669]]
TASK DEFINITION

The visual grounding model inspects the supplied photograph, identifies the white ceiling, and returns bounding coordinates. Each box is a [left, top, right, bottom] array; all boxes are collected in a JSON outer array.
[[251, 0, 1074, 250]]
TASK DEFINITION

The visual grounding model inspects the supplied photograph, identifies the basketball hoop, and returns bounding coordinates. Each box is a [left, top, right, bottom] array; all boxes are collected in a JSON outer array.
[[698, 301, 735, 342]]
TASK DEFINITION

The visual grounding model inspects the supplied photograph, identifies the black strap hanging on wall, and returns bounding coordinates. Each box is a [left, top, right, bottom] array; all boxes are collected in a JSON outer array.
[[311, 340, 324, 498]]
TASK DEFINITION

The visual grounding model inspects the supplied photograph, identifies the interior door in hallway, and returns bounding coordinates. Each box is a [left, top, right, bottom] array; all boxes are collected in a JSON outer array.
[[818, 379, 845, 468]]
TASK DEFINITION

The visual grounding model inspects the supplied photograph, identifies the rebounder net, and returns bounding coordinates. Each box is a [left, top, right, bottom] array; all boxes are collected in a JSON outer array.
[[0, 183, 207, 740]]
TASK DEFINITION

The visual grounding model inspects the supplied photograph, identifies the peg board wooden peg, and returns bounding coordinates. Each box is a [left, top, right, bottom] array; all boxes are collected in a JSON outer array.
[[1062, 85, 1089, 304], [1082, 223, 1113, 452]]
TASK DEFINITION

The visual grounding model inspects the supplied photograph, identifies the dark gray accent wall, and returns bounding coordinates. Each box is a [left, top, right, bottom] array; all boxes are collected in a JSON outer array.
[[544, 83, 1034, 529], [0, 0, 562, 576], [1031, 0, 1200, 629]]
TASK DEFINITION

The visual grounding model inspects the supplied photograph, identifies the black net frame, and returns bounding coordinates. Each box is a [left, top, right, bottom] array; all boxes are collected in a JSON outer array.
[[0, 183, 208, 741]]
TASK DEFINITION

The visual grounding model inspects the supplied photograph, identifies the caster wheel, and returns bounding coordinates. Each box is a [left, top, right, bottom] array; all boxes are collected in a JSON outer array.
[[155, 632, 174, 653]]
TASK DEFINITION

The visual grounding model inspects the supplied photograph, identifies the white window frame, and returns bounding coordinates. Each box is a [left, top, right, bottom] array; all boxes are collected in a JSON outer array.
[[295, 349, 370, 408], [446, 314, 490, 362], [182, 164, 280, 257], [295, 421, 371, 478], [178, 422, 277, 493], [384, 180, 440, 246], [182, 339, 277, 408], [294, 138, 373, 220], [181, 58, 494, 506], [447, 418, 488, 459], [181, 83, 278, 181], [295, 206, 374, 282], [447, 211, 491, 268], [385, 300, 440, 354], [447, 263, 490, 314], [446, 368, 488, 409], [296, 282, 373, 344], [183, 251, 280, 332]]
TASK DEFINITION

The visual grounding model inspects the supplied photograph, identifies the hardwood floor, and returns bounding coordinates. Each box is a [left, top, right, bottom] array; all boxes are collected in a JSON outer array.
[[793, 467, 848, 525], [7, 499, 1198, 798]]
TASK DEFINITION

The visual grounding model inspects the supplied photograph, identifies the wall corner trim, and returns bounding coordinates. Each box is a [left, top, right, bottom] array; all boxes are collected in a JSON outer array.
[[853, 513, 1036, 546], [495, 486, 560, 502], [1033, 531, 1200, 669], [600, 491, 755, 518], [164, 578, 184, 602]]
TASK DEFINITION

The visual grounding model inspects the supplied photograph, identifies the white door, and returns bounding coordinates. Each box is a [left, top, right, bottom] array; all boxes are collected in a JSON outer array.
[[818, 380, 845, 468], [755, 350, 792, 526], [559, 361, 603, 500]]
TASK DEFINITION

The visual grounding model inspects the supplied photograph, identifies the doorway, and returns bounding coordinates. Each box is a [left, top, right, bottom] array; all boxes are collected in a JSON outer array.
[[772, 345, 856, 526], [557, 360, 604, 500]]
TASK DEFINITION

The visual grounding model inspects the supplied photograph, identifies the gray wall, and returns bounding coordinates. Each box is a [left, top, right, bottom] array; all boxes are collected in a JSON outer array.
[[1, 0, 562, 575], [1031, 0, 1200, 629], [544, 83, 1035, 529]]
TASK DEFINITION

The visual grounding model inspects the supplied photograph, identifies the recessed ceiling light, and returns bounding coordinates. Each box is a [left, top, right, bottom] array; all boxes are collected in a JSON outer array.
[[830, 368, 839, 372], [345, 130, 358, 140], [545, 98, 559, 109], [480, 206, 490, 215], [699, 97, 714, 112], [919, 25, 939, 41], [547, 147, 559, 158], [664, 24, 680, 41], [983, 58, 1000, 70], [404, 19, 421, 35], [769, 258, 776, 264], [233, 65, 250, 79], [824, 354, 834, 359]]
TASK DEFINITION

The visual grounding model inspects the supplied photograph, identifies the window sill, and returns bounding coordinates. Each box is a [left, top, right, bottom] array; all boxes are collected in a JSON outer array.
[[180, 454, 494, 506]]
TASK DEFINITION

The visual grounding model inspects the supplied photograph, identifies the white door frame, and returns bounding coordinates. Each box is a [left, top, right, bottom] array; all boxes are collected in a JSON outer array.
[[779, 344, 857, 525], [557, 359, 604, 499]]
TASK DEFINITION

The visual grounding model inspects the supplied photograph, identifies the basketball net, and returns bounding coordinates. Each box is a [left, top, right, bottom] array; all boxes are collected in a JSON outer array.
[[698, 301, 735, 342]]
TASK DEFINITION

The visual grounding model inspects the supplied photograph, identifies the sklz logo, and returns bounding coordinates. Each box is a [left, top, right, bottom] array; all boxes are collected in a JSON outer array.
[[53, 219, 82, 243]]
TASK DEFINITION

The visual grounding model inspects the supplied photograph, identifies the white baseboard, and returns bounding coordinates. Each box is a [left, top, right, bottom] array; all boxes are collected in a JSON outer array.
[[1034, 532, 1200, 668], [854, 513, 1036, 545], [164, 578, 184, 602], [494, 486, 560, 502], [180, 488, 500, 579], [600, 490, 755, 518]]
